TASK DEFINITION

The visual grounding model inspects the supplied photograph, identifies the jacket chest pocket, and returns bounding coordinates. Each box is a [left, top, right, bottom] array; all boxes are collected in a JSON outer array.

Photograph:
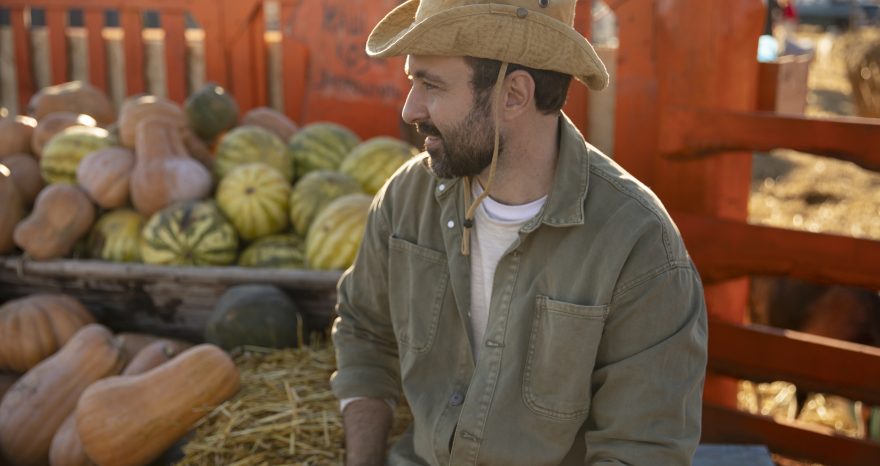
[[523, 295, 608, 420], [388, 236, 449, 353]]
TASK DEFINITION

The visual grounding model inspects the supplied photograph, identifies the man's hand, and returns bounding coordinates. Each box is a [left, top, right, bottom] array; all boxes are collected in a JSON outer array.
[[343, 397, 393, 466]]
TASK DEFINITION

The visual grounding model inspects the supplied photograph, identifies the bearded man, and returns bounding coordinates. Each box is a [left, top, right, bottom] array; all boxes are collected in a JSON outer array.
[[330, 1, 708, 465]]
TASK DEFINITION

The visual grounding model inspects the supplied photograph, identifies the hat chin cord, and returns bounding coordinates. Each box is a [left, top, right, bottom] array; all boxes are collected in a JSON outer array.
[[461, 61, 508, 256]]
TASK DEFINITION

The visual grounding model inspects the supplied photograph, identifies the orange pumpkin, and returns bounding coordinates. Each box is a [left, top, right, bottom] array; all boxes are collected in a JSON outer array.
[[13, 183, 96, 260], [0, 324, 124, 466], [2, 153, 45, 206], [31, 113, 97, 159], [76, 344, 239, 466], [0, 293, 95, 373], [27, 82, 116, 126], [240, 106, 299, 141], [0, 115, 37, 159]]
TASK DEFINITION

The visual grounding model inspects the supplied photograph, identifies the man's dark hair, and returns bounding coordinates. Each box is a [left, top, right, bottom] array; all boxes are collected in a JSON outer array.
[[464, 57, 572, 115]]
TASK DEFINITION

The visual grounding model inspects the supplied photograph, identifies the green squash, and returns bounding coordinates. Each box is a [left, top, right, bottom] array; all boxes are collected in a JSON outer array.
[[204, 285, 305, 350]]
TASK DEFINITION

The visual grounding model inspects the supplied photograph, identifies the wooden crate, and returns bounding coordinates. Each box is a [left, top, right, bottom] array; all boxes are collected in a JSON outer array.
[[0, 256, 342, 342]]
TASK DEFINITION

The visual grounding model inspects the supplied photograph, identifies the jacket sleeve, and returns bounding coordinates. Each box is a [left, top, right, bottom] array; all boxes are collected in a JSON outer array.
[[583, 262, 707, 465], [330, 195, 402, 402]]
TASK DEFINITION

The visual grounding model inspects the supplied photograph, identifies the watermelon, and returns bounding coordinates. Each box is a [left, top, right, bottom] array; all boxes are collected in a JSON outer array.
[[287, 122, 360, 178], [213, 126, 293, 181], [40, 126, 114, 184], [216, 163, 290, 242], [184, 82, 239, 141], [87, 209, 145, 262], [340, 137, 419, 195], [204, 285, 305, 350], [141, 200, 239, 266], [238, 234, 305, 268], [289, 170, 362, 236], [305, 193, 373, 270]]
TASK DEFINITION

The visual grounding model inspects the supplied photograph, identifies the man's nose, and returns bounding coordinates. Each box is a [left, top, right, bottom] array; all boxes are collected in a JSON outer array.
[[401, 86, 427, 125]]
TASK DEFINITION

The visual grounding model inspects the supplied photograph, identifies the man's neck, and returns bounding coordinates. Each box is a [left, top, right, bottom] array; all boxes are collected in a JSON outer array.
[[477, 114, 560, 206]]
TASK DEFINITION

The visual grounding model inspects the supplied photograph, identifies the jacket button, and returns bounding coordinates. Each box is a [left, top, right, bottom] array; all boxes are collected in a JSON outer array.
[[447, 220, 455, 228], [449, 391, 464, 406]]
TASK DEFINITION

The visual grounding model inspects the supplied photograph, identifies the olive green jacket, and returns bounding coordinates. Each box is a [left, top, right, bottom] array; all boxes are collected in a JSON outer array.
[[331, 115, 707, 465]]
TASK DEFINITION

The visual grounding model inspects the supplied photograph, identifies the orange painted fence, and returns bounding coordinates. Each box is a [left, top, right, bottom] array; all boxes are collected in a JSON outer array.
[[4, 0, 880, 464]]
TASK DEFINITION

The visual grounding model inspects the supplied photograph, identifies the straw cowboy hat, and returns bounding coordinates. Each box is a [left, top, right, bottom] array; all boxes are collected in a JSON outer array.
[[366, 0, 609, 91]]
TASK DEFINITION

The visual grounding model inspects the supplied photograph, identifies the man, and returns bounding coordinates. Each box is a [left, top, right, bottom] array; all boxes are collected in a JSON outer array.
[[331, 0, 708, 465]]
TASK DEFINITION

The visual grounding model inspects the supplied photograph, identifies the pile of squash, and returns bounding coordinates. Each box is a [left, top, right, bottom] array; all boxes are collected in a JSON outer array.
[[0, 81, 419, 271], [0, 293, 240, 466]]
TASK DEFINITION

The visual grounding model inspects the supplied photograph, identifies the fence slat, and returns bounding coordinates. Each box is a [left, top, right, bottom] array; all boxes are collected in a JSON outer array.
[[708, 320, 880, 405], [83, 9, 107, 92], [250, 5, 267, 110], [10, 7, 34, 112], [675, 211, 880, 290], [120, 9, 145, 96], [188, 1, 227, 87], [660, 108, 880, 173], [45, 8, 68, 85], [163, 12, 187, 103], [702, 403, 880, 466], [279, 0, 308, 123]]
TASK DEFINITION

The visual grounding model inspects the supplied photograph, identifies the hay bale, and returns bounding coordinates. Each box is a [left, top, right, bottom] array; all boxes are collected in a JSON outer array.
[[844, 31, 880, 118]]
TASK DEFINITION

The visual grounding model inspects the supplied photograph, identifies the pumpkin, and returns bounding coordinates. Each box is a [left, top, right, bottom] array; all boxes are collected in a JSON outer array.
[[340, 137, 419, 194], [0, 324, 124, 466], [0, 373, 17, 403], [118, 95, 187, 148], [13, 183, 96, 260], [86, 209, 145, 262], [49, 414, 95, 466], [0, 114, 37, 159], [76, 344, 240, 466], [122, 338, 191, 376], [213, 125, 293, 182], [287, 122, 361, 178], [1, 153, 45, 206], [129, 117, 213, 217], [238, 233, 305, 268], [216, 163, 290, 241], [0, 164, 25, 254], [240, 106, 298, 141], [76, 147, 136, 209], [184, 82, 239, 142], [0, 294, 96, 373], [140, 200, 239, 266], [31, 113, 97, 159], [27, 81, 116, 126], [289, 170, 362, 236], [205, 285, 305, 350], [40, 125, 114, 184], [305, 193, 373, 270]]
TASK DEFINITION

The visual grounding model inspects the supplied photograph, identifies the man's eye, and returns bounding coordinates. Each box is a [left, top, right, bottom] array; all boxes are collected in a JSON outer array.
[[423, 82, 437, 90]]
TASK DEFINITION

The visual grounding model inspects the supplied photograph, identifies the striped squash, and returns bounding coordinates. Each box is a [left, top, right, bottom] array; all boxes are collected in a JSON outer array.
[[238, 234, 305, 268], [87, 209, 145, 262], [216, 163, 290, 242], [141, 201, 239, 266], [287, 122, 360, 178], [40, 126, 114, 184], [340, 137, 419, 194], [305, 193, 372, 270], [289, 170, 362, 236], [213, 126, 293, 181], [184, 82, 239, 142]]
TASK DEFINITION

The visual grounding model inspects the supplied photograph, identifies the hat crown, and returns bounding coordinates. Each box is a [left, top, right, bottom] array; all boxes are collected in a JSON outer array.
[[415, 0, 575, 25]]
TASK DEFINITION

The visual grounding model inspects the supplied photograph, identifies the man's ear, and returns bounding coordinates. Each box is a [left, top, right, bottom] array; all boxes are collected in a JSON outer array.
[[503, 70, 534, 119]]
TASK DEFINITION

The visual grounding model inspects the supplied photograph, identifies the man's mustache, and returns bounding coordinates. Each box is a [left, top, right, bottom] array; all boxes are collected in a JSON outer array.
[[415, 122, 441, 138]]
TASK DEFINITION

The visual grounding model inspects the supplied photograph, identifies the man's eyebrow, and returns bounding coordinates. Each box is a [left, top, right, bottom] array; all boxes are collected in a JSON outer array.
[[409, 69, 446, 84]]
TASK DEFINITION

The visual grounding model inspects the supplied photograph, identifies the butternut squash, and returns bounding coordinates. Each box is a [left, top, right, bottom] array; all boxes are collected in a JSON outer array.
[[0, 294, 95, 373], [0, 373, 16, 403], [0, 324, 124, 466], [0, 164, 24, 254], [121, 338, 192, 375], [48, 415, 94, 466], [27, 82, 115, 126], [13, 184, 96, 260], [0, 115, 37, 159], [129, 117, 212, 217], [2, 153, 45, 206], [76, 147, 136, 209], [76, 344, 240, 466], [118, 96, 187, 148]]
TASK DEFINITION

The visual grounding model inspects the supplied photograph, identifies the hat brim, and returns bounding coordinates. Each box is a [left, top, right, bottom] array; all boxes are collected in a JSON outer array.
[[366, 0, 609, 91]]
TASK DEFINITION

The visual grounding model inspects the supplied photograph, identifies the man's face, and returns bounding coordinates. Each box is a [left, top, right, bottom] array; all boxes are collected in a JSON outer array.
[[402, 56, 497, 179]]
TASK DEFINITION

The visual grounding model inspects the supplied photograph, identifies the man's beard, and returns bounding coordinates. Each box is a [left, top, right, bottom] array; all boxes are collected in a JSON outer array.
[[417, 99, 500, 179]]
